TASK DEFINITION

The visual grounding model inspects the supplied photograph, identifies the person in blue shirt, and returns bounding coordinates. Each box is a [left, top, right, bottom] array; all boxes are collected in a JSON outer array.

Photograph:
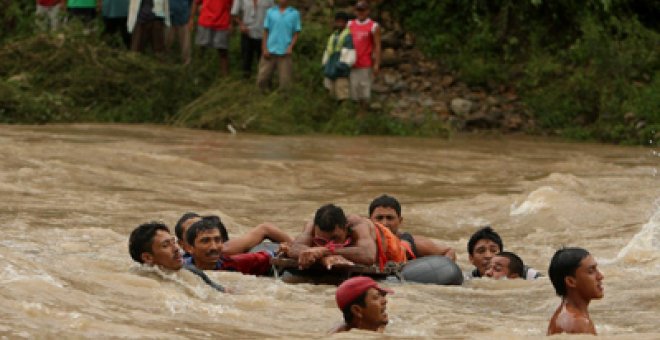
[[256, 0, 301, 91]]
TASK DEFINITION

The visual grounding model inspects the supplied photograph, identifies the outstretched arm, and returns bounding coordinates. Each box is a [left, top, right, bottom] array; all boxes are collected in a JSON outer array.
[[414, 235, 456, 261], [222, 223, 293, 255]]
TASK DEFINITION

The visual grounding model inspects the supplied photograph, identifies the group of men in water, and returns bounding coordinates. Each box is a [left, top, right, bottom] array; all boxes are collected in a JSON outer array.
[[128, 194, 605, 335]]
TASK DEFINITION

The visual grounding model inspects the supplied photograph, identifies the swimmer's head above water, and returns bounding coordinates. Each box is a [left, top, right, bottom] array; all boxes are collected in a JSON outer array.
[[468, 226, 503, 276], [368, 195, 403, 234], [485, 251, 524, 279], [129, 222, 183, 271], [333, 276, 391, 333], [547, 247, 604, 335], [313, 204, 350, 246]]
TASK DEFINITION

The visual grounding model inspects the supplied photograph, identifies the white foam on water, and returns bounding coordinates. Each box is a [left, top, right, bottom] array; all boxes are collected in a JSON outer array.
[[607, 199, 660, 269], [510, 186, 558, 216], [0, 264, 63, 288]]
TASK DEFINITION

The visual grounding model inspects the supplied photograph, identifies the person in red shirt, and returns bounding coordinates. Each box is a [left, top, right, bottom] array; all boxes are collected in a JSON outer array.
[[36, 0, 63, 31], [190, 0, 233, 76], [347, 1, 381, 106]]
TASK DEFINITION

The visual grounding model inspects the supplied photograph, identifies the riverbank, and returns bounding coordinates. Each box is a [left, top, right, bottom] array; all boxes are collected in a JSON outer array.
[[1, 1, 658, 145]]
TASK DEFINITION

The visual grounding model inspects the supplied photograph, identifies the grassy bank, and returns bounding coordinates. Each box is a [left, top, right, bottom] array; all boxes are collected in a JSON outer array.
[[0, 3, 448, 137], [385, 0, 659, 145], [1, 1, 657, 144]]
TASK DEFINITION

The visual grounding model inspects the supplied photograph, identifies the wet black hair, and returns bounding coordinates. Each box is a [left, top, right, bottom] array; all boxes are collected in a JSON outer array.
[[314, 204, 348, 232], [496, 251, 525, 278], [549, 247, 590, 296], [129, 222, 170, 263], [368, 194, 401, 217], [176, 213, 229, 243], [341, 291, 368, 325], [175, 212, 200, 241], [186, 216, 228, 246], [467, 226, 503, 256]]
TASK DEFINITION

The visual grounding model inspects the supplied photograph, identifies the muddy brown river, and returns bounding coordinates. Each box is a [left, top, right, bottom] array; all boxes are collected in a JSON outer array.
[[0, 124, 658, 339]]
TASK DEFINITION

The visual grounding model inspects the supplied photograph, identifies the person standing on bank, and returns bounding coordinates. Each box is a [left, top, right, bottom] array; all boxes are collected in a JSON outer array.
[[64, 0, 101, 23], [36, 0, 63, 31], [232, 0, 274, 79], [102, 0, 131, 49], [256, 0, 301, 91], [128, 0, 170, 55], [166, 0, 193, 64], [347, 1, 381, 106], [190, 0, 233, 76], [322, 11, 355, 101]]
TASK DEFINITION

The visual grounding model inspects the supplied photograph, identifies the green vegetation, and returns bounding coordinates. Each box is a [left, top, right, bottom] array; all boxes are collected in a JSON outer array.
[[0, 3, 447, 137], [384, 0, 659, 144], [1, 1, 657, 144]]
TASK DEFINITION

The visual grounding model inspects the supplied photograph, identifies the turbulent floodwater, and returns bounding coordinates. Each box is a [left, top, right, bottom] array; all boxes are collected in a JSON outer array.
[[1, 124, 659, 339]]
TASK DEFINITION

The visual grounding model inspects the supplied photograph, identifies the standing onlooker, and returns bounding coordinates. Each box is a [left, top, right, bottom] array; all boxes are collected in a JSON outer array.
[[64, 0, 100, 23], [256, 0, 301, 91], [322, 11, 355, 101], [347, 1, 381, 105], [127, 0, 170, 55], [102, 0, 131, 48], [36, 0, 63, 31], [166, 0, 192, 64], [231, 0, 274, 79], [191, 0, 233, 76]]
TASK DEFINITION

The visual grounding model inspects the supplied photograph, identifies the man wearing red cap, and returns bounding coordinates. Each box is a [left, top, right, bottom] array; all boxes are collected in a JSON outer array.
[[331, 276, 392, 333]]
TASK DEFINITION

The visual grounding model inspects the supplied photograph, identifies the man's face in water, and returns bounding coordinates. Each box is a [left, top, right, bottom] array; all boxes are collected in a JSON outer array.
[[370, 206, 402, 235], [356, 288, 389, 329], [142, 230, 183, 271], [569, 255, 604, 300], [190, 228, 224, 269], [469, 239, 501, 276], [485, 255, 516, 279]]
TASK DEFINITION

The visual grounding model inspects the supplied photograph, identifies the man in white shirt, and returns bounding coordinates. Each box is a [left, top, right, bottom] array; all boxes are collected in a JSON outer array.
[[232, 0, 274, 79]]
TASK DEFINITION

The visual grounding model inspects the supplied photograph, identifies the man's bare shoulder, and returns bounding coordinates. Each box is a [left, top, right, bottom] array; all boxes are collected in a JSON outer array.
[[548, 304, 596, 335]]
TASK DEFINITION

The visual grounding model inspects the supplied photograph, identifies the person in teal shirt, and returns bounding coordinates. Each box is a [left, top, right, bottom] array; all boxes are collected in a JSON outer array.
[[102, 0, 131, 48], [64, 0, 100, 22], [256, 0, 301, 91]]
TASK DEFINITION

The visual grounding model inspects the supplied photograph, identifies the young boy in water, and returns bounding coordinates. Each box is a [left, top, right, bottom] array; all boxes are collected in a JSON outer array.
[[484, 251, 524, 279], [368, 194, 456, 261], [547, 247, 604, 335], [467, 226, 541, 279]]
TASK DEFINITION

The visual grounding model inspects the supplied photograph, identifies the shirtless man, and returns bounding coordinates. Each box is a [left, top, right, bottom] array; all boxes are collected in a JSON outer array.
[[547, 247, 604, 335], [174, 212, 292, 257], [285, 204, 407, 271], [368, 194, 456, 261], [484, 251, 524, 279], [128, 222, 225, 292], [331, 276, 391, 334]]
